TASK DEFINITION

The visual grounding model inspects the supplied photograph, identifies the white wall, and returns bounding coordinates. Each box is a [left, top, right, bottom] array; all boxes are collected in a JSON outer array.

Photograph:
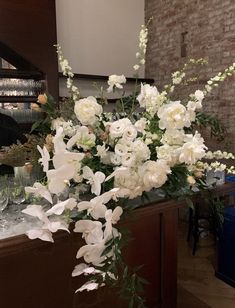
[[55, 0, 145, 78]]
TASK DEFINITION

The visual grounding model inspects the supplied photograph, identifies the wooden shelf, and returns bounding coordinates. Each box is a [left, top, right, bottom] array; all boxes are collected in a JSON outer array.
[[0, 68, 43, 80]]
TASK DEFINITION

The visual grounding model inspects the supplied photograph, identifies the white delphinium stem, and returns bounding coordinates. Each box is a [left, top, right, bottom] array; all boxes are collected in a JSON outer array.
[[133, 18, 152, 73], [55, 44, 80, 101], [204, 150, 235, 160], [204, 62, 235, 94]]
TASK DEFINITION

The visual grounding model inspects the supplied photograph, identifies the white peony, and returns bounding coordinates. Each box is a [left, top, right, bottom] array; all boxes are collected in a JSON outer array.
[[157, 101, 191, 130], [107, 74, 126, 93], [156, 144, 180, 166], [179, 132, 207, 165], [161, 129, 185, 146], [74, 96, 102, 126], [137, 83, 166, 117], [138, 160, 171, 191]]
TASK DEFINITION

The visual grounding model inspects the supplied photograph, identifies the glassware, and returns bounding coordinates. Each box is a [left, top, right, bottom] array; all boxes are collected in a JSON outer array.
[[0, 176, 9, 231]]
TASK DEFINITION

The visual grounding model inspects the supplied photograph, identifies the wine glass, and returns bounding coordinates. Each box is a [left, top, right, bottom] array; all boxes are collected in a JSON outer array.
[[8, 177, 26, 222]]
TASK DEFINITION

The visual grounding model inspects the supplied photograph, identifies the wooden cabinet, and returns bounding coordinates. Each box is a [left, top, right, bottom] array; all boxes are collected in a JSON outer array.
[[0, 199, 184, 308]]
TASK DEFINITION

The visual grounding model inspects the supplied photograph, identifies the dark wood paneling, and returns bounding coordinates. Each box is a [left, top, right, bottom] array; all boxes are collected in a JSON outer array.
[[0, 199, 184, 308], [0, 0, 58, 99]]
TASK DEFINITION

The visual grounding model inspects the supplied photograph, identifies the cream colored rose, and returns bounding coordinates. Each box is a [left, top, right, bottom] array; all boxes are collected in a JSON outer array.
[[74, 96, 102, 126], [37, 94, 47, 105], [109, 118, 132, 139]]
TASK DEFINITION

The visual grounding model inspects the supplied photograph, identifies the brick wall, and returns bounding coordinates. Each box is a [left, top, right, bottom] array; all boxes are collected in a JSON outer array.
[[145, 0, 235, 152]]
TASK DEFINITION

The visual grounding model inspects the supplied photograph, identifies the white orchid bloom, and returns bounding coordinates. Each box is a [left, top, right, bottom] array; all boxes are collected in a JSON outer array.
[[76, 241, 106, 265], [22, 204, 48, 220], [46, 198, 77, 215], [82, 166, 106, 196], [47, 164, 75, 195], [74, 220, 104, 244], [53, 151, 84, 170], [72, 263, 90, 277], [76, 281, 99, 292], [105, 167, 127, 182], [105, 206, 123, 225], [72, 263, 102, 277], [37, 145, 50, 172], [77, 199, 107, 220], [53, 126, 67, 152], [66, 126, 96, 151], [93, 188, 120, 203], [25, 182, 53, 204], [43, 220, 69, 233], [26, 229, 54, 242], [104, 207, 123, 240]]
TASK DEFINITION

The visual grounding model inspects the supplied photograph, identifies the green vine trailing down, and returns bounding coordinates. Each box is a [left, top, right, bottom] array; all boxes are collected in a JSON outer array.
[[20, 19, 235, 307]]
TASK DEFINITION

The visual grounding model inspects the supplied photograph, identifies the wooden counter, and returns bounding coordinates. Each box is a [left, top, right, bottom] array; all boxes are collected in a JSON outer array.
[[0, 198, 184, 308]]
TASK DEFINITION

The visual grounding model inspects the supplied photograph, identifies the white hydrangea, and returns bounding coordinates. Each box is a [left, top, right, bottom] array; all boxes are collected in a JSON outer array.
[[74, 96, 102, 126]]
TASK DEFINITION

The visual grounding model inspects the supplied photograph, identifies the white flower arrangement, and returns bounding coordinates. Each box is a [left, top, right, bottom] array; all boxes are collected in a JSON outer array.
[[22, 21, 235, 306]]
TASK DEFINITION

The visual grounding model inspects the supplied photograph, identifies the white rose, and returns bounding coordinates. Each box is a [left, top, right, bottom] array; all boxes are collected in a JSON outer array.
[[74, 96, 102, 126], [107, 74, 126, 93], [138, 160, 171, 191], [134, 117, 148, 133], [109, 118, 132, 139], [115, 143, 129, 157], [157, 101, 191, 130], [122, 125, 138, 141]]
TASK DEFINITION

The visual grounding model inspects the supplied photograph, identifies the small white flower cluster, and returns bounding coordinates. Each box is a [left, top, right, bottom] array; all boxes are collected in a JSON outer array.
[[56, 44, 80, 101], [204, 63, 235, 94], [133, 23, 149, 71], [204, 150, 235, 160], [172, 71, 186, 85]]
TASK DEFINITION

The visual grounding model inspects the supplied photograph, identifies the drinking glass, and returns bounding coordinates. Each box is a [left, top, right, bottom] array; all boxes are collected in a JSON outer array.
[[0, 176, 9, 230]]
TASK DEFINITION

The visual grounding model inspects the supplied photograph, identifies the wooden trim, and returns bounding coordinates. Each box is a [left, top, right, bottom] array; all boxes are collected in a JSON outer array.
[[59, 72, 154, 84]]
